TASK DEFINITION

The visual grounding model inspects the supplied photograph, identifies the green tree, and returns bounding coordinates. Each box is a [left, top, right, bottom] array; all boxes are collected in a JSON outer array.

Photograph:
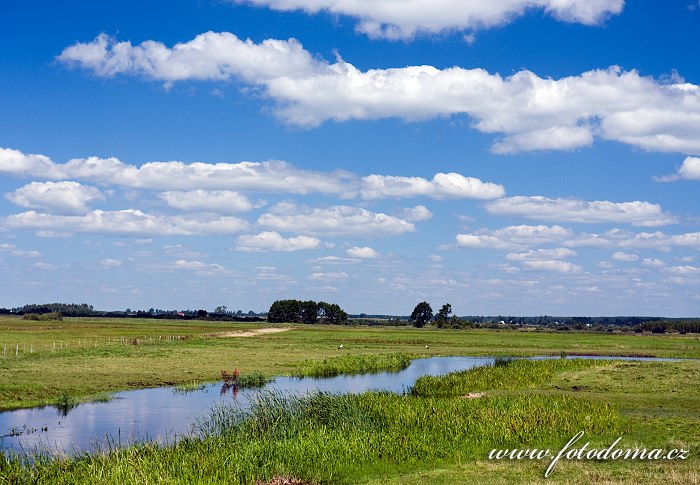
[[318, 302, 348, 324], [435, 303, 452, 328], [410, 301, 433, 328], [299, 300, 320, 324], [267, 300, 301, 323]]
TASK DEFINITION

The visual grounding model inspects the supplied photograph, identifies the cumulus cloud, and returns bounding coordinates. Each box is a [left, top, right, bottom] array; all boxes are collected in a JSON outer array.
[[233, 0, 624, 39], [308, 271, 348, 280], [485, 196, 676, 226], [58, 34, 700, 155], [655, 156, 700, 182], [33, 262, 58, 270], [57, 32, 323, 83], [346, 246, 380, 259], [506, 248, 576, 261], [642, 258, 665, 267], [456, 225, 574, 249], [258, 202, 415, 236], [159, 190, 257, 213], [521, 260, 584, 274], [235, 231, 322, 251], [361, 173, 504, 199], [2, 210, 249, 237], [611, 251, 639, 261], [0, 148, 356, 196], [5, 181, 104, 215], [394, 205, 433, 222], [172, 259, 227, 274], [0, 147, 58, 177], [306, 256, 362, 265], [564, 228, 700, 251], [11, 250, 42, 258]]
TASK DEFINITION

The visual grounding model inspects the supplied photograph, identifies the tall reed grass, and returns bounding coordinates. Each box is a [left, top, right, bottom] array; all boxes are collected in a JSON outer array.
[[294, 353, 412, 378]]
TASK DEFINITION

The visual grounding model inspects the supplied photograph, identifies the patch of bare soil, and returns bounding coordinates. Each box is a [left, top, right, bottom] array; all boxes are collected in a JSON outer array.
[[207, 327, 292, 338]]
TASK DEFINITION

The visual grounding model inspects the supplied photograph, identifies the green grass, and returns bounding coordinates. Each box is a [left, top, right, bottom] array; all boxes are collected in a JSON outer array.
[[0, 388, 623, 484], [4, 358, 697, 484], [294, 353, 412, 378], [1, 315, 699, 410], [412, 357, 613, 397], [236, 372, 275, 389], [1, 317, 699, 483]]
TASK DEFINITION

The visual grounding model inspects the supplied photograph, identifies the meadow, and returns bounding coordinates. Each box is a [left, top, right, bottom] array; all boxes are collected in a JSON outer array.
[[0, 315, 699, 483]]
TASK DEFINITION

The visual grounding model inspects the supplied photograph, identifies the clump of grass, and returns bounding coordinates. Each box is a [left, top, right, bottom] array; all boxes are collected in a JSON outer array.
[[294, 353, 412, 378], [173, 381, 206, 395], [53, 392, 79, 416], [237, 372, 274, 389], [493, 356, 519, 367], [412, 357, 614, 397]]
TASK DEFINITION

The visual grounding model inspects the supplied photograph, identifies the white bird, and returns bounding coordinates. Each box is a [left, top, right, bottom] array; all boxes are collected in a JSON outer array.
[[338, 344, 344, 349], [425, 345, 429, 349]]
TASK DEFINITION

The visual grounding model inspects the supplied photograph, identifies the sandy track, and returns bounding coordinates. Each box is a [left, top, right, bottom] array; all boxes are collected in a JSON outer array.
[[208, 327, 292, 338]]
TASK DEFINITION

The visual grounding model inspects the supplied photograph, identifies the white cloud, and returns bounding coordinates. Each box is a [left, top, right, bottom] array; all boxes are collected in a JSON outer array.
[[235, 231, 322, 251], [58, 32, 323, 83], [159, 190, 257, 213], [33, 262, 58, 270], [100, 258, 123, 268], [5, 181, 104, 215], [361, 173, 504, 199], [611, 251, 639, 262], [394, 205, 433, 222], [642, 258, 665, 268], [346, 246, 380, 259], [564, 228, 700, 251], [233, 0, 624, 39], [655, 156, 700, 182], [57, 34, 700, 155], [0, 148, 356, 196], [485, 196, 676, 227], [506, 248, 576, 261], [456, 225, 574, 249], [0, 243, 17, 251], [258, 202, 415, 236], [10, 250, 42, 258], [172, 259, 227, 273], [306, 255, 361, 265], [521, 260, 584, 274], [0, 147, 58, 178], [665, 265, 700, 275], [2, 210, 249, 237], [308, 271, 348, 281]]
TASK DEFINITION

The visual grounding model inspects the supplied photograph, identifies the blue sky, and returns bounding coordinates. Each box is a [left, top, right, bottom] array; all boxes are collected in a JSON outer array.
[[1, 0, 699, 316]]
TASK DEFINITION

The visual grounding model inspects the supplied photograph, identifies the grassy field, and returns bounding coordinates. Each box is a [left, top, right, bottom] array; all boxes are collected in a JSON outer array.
[[1, 315, 699, 411], [1, 316, 699, 484]]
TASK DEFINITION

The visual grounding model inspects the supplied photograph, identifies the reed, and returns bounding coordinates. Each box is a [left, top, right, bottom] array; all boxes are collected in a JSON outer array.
[[294, 353, 412, 378]]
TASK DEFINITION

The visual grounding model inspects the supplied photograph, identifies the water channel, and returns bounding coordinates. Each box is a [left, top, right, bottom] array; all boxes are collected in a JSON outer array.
[[0, 355, 679, 457]]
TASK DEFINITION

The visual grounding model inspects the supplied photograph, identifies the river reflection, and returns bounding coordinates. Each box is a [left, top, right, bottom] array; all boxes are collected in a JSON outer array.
[[0, 355, 679, 456]]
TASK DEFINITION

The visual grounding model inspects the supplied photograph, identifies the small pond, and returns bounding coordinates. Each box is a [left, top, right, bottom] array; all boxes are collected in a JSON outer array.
[[0, 355, 680, 457]]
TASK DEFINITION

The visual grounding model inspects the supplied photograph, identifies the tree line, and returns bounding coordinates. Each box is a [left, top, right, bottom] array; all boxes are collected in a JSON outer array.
[[267, 299, 348, 324]]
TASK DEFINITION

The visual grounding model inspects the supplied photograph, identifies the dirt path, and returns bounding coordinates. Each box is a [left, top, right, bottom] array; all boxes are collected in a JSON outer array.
[[208, 327, 292, 338]]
